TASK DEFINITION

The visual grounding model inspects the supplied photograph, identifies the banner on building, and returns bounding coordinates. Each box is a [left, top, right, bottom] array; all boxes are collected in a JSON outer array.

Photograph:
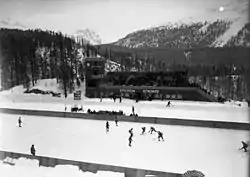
[[74, 90, 82, 100]]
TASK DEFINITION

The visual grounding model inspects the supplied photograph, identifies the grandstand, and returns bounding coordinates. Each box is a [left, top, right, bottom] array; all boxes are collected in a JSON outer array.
[[84, 57, 218, 102]]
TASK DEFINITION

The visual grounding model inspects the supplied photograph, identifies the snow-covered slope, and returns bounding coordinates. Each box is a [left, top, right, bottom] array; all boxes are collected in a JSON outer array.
[[114, 19, 249, 48], [74, 29, 102, 45], [32, 79, 61, 93], [212, 17, 247, 47]]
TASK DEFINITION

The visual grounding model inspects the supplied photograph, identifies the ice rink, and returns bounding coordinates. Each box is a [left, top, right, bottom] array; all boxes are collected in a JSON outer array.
[[0, 113, 249, 177]]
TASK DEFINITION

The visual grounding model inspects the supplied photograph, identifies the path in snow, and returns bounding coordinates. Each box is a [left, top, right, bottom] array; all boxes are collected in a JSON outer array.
[[0, 94, 249, 123]]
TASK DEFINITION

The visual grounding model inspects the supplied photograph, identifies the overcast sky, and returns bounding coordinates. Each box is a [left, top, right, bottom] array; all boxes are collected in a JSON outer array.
[[0, 0, 248, 43]]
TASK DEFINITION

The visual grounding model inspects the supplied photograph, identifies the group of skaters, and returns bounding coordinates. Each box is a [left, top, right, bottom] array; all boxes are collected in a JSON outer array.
[[17, 112, 249, 156], [105, 117, 164, 147], [129, 126, 164, 147]]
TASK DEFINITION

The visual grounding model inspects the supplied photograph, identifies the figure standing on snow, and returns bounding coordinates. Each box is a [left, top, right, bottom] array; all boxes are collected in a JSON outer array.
[[149, 127, 157, 134], [18, 117, 22, 127], [157, 131, 164, 141], [239, 141, 248, 152], [106, 121, 109, 133], [115, 117, 118, 126], [132, 106, 135, 115], [30, 144, 36, 156], [141, 127, 146, 135]]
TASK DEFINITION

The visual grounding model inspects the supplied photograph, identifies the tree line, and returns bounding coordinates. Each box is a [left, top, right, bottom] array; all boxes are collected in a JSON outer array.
[[101, 47, 249, 77], [0, 28, 98, 97], [0, 28, 249, 99]]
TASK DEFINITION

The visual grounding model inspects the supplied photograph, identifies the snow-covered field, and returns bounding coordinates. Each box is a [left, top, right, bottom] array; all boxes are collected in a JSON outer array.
[[0, 113, 249, 177], [0, 79, 249, 123], [0, 158, 124, 177]]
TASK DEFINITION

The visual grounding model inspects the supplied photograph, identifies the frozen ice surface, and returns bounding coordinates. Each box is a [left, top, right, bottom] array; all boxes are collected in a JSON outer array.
[[0, 113, 249, 177]]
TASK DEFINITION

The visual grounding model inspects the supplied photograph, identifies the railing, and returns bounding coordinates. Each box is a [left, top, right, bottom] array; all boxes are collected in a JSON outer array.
[[0, 108, 249, 130], [0, 150, 181, 177]]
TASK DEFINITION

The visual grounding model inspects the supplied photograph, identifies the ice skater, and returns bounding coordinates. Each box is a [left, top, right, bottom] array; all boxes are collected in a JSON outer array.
[[141, 127, 146, 135], [239, 141, 248, 152], [129, 128, 133, 136], [166, 101, 171, 107], [115, 117, 118, 126], [30, 144, 36, 156], [128, 134, 133, 147], [132, 106, 135, 115], [106, 121, 109, 133], [157, 131, 164, 141], [18, 117, 22, 127], [149, 126, 157, 134]]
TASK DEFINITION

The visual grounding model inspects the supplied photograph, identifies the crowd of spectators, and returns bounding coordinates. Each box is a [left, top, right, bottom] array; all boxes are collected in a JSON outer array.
[[189, 82, 226, 103], [87, 109, 125, 116], [105, 72, 189, 87]]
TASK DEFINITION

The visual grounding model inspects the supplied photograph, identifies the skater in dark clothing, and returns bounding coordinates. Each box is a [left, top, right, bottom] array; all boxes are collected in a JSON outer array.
[[119, 96, 122, 103], [129, 128, 133, 135], [157, 131, 164, 141], [141, 127, 146, 135], [30, 145, 36, 156], [149, 127, 157, 134], [129, 128, 134, 139], [128, 135, 133, 147], [132, 106, 135, 115], [18, 117, 22, 127], [106, 121, 109, 133], [115, 117, 118, 126], [113, 96, 116, 102], [166, 101, 171, 107], [240, 141, 248, 152]]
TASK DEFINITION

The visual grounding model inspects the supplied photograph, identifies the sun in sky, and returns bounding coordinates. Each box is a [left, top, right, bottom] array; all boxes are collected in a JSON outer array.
[[219, 6, 225, 12]]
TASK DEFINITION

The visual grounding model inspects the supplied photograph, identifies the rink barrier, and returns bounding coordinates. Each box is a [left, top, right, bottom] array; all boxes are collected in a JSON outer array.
[[0, 108, 249, 130], [0, 150, 182, 177]]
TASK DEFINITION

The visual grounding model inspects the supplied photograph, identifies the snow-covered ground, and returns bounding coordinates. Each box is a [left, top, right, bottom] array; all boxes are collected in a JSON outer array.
[[0, 79, 249, 123], [0, 114, 249, 177], [0, 158, 123, 177]]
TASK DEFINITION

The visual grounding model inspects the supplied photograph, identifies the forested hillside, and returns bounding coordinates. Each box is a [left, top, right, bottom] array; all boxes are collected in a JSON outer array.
[[113, 20, 250, 48], [0, 28, 99, 95]]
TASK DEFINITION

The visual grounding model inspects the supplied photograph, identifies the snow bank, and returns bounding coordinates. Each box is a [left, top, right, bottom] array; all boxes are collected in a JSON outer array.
[[0, 85, 26, 95], [0, 158, 124, 177], [32, 78, 61, 93]]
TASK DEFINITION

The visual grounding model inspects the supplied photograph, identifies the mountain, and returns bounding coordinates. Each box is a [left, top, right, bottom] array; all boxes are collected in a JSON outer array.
[[113, 19, 249, 48], [74, 29, 102, 45]]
